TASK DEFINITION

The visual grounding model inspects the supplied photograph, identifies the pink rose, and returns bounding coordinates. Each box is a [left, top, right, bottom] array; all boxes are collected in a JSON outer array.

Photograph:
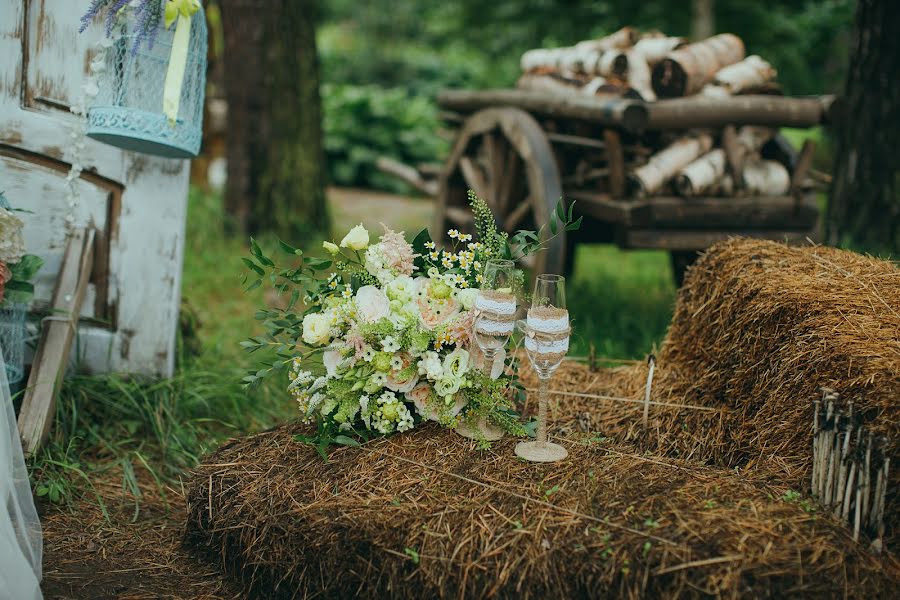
[[355, 285, 390, 323]]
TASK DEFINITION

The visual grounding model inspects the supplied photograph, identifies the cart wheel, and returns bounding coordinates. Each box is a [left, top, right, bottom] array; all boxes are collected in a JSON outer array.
[[434, 108, 565, 275], [669, 250, 699, 288]]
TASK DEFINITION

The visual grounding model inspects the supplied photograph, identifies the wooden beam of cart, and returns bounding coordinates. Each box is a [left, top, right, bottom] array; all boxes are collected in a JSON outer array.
[[437, 89, 649, 131], [646, 94, 839, 129]]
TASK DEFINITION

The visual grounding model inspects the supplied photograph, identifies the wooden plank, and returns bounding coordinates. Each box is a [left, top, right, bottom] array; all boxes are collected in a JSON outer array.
[[622, 228, 813, 251], [437, 89, 649, 131], [645, 95, 836, 129], [790, 139, 816, 195], [643, 195, 819, 229], [720, 125, 745, 189], [565, 191, 632, 224], [545, 132, 607, 150], [603, 129, 626, 198], [18, 228, 95, 455]]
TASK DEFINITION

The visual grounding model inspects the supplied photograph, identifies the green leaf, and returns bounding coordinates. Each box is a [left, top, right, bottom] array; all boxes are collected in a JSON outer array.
[[404, 547, 420, 564], [277, 239, 299, 255], [9, 254, 43, 280], [556, 200, 566, 224], [242, 257, 265, 276], [333, 435, 361, 447], [245, 279, 262, 292]]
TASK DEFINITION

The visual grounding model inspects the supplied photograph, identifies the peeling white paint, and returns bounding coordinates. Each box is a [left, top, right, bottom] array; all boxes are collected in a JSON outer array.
[[1, 0, 189, 377]]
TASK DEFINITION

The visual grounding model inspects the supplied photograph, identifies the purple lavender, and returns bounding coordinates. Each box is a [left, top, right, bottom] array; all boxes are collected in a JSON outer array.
[[79, 0, 167, 55]]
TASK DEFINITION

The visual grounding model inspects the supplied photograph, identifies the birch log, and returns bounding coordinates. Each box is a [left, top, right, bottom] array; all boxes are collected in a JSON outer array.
[[575, 27, 638, 53], [633, 36, 685, 66], [675, 149, 727, 197], [741, 159, 790, 196], [713, 55, 777, 94], [652, 33, 746, 98], [623, 50, 656, 101], [629, 134, 713, 197]]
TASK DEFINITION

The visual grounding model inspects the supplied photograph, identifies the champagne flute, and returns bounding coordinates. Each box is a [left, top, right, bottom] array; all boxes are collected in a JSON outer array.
[[515, 274, 569, 462], [472, 259, 518, 372]]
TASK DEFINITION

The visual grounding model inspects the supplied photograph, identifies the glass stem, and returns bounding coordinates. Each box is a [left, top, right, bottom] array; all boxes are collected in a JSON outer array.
[[481, 348, 495, 375], [537, 375, 549, 445]]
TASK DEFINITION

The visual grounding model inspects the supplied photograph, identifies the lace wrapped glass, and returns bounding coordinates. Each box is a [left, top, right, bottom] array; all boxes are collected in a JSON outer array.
[[0, 302, 26, 385], [87, 8, 208, 159]]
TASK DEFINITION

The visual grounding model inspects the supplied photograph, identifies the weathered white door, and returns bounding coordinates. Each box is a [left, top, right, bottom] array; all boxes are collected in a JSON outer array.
[[0, 0, 189, 377]]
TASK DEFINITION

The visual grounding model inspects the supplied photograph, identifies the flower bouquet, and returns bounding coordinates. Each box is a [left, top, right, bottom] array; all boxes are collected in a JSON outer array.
[[242, 191, 581, 449]]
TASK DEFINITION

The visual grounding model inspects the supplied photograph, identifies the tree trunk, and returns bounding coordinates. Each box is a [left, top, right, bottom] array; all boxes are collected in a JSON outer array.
[[691, 0, 715, 41], [221, 0, 329, 238], [828, 0, 900, 253]]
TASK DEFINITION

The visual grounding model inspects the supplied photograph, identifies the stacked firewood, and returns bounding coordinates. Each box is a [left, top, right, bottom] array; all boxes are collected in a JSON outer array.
[[519, 27, 808, 199]]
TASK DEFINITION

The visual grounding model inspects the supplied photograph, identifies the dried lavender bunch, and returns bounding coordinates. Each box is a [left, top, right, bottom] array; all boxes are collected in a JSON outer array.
[[79, 0, 168, 54]]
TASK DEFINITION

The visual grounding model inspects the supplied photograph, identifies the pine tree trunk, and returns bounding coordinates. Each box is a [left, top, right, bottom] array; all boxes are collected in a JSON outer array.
[[827, 0, 900, 253], [221, 0, 329, 238]]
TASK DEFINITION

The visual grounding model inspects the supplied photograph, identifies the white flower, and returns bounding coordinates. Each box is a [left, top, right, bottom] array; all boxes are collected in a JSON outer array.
[[456, 289, 479, 311], [323, 349, 342, 378], [435, 377, 461, 398], [0, 208, 26, 264], [381, 336, 400, 353], [371, 372, 388, 386], [355, 285, 390, 323], [385, 275, 415, 302], [390, 356, 404, 371], [417, 351, 444, 381], [322, 241, 339, 255], [443, 348, 470, 378], [301, 313, 331, 346], [362, 346, 376, 362], [340, 224, 370, 250]]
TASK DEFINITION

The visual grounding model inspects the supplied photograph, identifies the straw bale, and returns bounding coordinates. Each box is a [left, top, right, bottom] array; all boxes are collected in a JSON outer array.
[[185, 423, 896, 598], [185, 239, 900, 597]]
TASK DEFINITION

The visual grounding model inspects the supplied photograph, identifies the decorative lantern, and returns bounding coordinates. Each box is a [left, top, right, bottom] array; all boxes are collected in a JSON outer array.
[[87, 6, 208, 159]]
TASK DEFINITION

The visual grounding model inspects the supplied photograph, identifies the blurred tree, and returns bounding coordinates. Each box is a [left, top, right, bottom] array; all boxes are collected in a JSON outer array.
[[827, 0, 899, 253], [221, 0, 329, 238], [692, 0, 715, 40]]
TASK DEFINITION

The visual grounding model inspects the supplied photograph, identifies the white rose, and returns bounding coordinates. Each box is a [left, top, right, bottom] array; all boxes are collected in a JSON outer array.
[[323, 348, 342, 378], [435, 377, 461, 398], [456, 288, 479, 310], [385, 275, 415, 302], [417, 351, 444, 381], [301, 313, 331, 346], [0, 208, 26, 264], [340, 224, 370, 250], [443, 348, 470, 378], [322, 241, 339, 255], [355, 285, 390, 323]]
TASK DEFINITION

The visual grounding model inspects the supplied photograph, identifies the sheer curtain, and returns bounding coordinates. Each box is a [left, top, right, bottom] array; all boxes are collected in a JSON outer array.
[[0, 349, 42, 599]]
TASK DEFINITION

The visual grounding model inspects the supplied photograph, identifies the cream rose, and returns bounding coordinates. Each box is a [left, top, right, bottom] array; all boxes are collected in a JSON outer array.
[[340, 224, 370, 250], [302, 313, 331, 346], [323, 348, 342, 377], [456, 288, 479, 311], [322, 241, 339, 255], [355, 285, 390, 323]]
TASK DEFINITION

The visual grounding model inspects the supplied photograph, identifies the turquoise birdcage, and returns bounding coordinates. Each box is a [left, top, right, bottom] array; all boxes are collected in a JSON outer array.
[[87, 7, 207, 159]]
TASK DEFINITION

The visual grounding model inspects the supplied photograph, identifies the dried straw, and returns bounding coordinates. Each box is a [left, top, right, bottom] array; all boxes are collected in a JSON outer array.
[[184, 239, 900, 597]]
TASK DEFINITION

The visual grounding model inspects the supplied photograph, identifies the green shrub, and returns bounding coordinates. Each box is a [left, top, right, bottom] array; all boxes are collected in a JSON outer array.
[[322, 84, 447, 193]]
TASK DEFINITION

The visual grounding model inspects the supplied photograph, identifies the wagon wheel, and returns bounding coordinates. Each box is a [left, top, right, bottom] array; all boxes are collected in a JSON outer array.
[[434, 108, 565, 275]]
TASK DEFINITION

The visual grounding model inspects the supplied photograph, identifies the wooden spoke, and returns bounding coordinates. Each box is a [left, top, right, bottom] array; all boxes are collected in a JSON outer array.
[[495, 144, 519, 216], [506, 196, 533, 231], [459, 156, 489, 200], [446, 206, 474, 226]]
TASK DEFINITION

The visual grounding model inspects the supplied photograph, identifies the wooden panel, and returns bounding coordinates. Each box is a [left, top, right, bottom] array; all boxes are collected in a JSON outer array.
[[24, 0, 96, 114], [0, 147, 118, 323], [623, 229, 814, 251]]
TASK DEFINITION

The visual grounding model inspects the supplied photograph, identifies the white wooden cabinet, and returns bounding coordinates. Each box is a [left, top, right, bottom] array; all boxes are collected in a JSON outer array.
[[0, 0, 190, 377]]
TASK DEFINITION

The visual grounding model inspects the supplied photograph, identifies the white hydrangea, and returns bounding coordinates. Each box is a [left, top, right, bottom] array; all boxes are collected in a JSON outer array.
[[0, 208, 26, 264], [417, 351, 444, 381], [364, 243, 393, 284]]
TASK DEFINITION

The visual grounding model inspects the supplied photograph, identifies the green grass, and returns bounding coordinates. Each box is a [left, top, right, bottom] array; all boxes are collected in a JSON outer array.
[[29, 187, 676, 510]]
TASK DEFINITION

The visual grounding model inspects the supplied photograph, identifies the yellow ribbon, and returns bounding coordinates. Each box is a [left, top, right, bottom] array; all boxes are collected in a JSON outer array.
[[163, 0, 202, 126]]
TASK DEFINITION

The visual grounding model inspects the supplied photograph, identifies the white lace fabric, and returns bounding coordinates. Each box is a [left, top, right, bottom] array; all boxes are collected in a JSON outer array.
[[0, 349, 42, 599]]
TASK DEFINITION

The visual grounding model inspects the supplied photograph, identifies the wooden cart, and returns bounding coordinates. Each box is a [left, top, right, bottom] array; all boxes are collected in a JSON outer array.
[[404, 89, 832, 282]]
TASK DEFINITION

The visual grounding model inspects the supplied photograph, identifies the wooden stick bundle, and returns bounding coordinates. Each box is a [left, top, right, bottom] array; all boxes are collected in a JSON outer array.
[[810, 393, 891, 548]]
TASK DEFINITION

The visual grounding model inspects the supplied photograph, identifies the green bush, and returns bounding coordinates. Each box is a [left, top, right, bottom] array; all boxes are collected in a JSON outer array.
[[322, 84, 448, 194]]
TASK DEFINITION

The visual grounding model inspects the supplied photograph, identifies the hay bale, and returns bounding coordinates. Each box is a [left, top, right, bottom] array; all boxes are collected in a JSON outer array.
[[185, 239, 900, 596], [185, 423, 897, 598]]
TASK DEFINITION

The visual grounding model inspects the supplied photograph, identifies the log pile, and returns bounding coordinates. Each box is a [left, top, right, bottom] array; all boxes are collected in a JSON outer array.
[[513, 27, 821, 201]]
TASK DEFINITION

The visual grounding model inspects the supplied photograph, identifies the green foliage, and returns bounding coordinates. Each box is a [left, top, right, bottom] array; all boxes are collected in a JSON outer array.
[[322, 84, 447, 193]]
